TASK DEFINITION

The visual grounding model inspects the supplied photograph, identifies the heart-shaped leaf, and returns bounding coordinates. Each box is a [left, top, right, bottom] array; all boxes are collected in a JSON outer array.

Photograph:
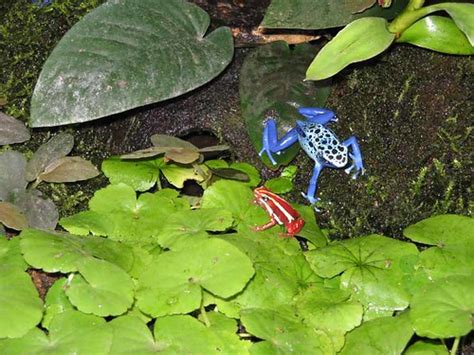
[[240, 42, 331, 166], [410, 275, 474, 338], [259, 0, 408, 30], [25, 132, 74, 181], [30, 0, 233, 127], [0, 202, 28, 230], [38, 156, 99, 183], [397, 16, 474, 55], [136, 238, 254, 317], [0, 151, 27, 202], [306, 17, 395, 80], [0, 112, 30, 145]]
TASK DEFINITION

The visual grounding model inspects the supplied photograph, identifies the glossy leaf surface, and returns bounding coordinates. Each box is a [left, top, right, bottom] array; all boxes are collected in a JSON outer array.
[[30, 0, 233, 127], [306, 17, 395, 80], [260, 0, 408, 30], [398, 16, 474, 55]]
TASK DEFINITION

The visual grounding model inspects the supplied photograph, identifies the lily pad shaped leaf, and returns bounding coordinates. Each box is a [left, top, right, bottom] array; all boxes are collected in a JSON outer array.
[[156, 208, 234, 250], [305, 235, 419, 310], [404, 340, 448, 355], [240, 41, 331, 167], [0, 237, 27, 272], [42, 278, 74, 330], [20, 228, 134, 274], [0, 111, 30, 145], [0, 270, 43, 338], [241, 307, 334, 354], [136, 238, 254, 317], [306, 17, 395, 81], [65, 257, 134, 317], [339, 313, 413, 355], [60, 184, 188, 241], [0, 310, 112, 353], [403, 214, 474, 247], [410, 275, 474, 339], [30, 0, 233, 127]]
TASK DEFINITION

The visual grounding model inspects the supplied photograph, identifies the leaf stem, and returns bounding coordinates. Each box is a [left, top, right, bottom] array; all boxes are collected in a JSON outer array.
[[450, 337, 460, 355], [200, 299, 210, 327], [407, 0, 425, 11]]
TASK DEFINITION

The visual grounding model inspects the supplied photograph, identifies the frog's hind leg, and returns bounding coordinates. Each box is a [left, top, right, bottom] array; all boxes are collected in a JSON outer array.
[[298, 107, 337, 125], [342, 136, 365, 178], [259, 119, 299, 165], [302, 160, 325, 205]]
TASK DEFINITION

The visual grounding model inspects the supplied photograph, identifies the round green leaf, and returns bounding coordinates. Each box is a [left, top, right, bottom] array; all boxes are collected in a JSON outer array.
[[0, 270, 43, 338], [102, 156, 161, 192], [65, 257, 134, 317], [240, 41, 331, 167], [136, 238, 254, 317], [305, 235, 419, 310], [156, 208, 234, 250], [264, 177, 293, 194], [398, 16, 474, 55], [30, 0, 233, 127], [20, 228, 133, 273], [241, 308, 334, 354], [403, 214, 474, 247], [306, 17, 395, 80], [410, 275, 474, 338], [339, 313, 413, 354], [259, 0, 408, 30], [0, 311, 112, 353], [405, 340, 448, 355]]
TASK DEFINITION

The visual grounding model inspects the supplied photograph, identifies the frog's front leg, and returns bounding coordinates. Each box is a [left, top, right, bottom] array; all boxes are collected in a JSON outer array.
[[301, 160, 325, 205], [259, 119, 299, 165], [298, 107, 337, 125], [342, 136, 365, 178]]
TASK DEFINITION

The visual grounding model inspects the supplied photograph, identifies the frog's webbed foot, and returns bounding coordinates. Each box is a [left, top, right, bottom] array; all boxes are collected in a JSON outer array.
[[298, 107, 337, 125]]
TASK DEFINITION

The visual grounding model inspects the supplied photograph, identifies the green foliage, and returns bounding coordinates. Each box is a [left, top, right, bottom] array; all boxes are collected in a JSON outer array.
[[239, 41, 331, 167], [30, 0, 234, 127], [306, 17, 396, 80], [1, 150, 472, 353], [259, 0, 408, 30]]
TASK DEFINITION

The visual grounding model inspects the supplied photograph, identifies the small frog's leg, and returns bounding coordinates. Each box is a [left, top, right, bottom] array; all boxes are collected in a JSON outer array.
[[253, 218, 277, 232], [298, 107, 337, 125], [259, 119, 299, 165], [301, 160, 325, 205], [342, 136, 365, 178]]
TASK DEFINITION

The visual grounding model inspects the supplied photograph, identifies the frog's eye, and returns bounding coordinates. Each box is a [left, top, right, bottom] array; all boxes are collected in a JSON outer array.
[[261, 196, 269, 202]]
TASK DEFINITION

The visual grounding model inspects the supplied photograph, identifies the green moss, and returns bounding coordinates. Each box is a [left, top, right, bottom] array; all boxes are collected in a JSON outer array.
[[0, 0, 104, 121]]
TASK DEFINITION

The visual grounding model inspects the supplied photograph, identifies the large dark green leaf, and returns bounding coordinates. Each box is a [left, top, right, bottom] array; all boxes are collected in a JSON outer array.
[[397, 16, 474, 55], [260, 0, 408, 30], [240, 42, 331, 167], [306, 17, 395, 80], [30, 0, 233, 127]]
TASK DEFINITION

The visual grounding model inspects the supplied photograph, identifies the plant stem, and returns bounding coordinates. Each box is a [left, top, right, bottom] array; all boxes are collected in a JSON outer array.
[[200, 300, 210, 327], [407, 0, 425, 11], [450, 337, 460, 355]]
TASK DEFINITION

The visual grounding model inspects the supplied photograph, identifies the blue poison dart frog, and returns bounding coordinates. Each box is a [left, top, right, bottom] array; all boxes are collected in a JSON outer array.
[[259, 107, 365, 205]]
